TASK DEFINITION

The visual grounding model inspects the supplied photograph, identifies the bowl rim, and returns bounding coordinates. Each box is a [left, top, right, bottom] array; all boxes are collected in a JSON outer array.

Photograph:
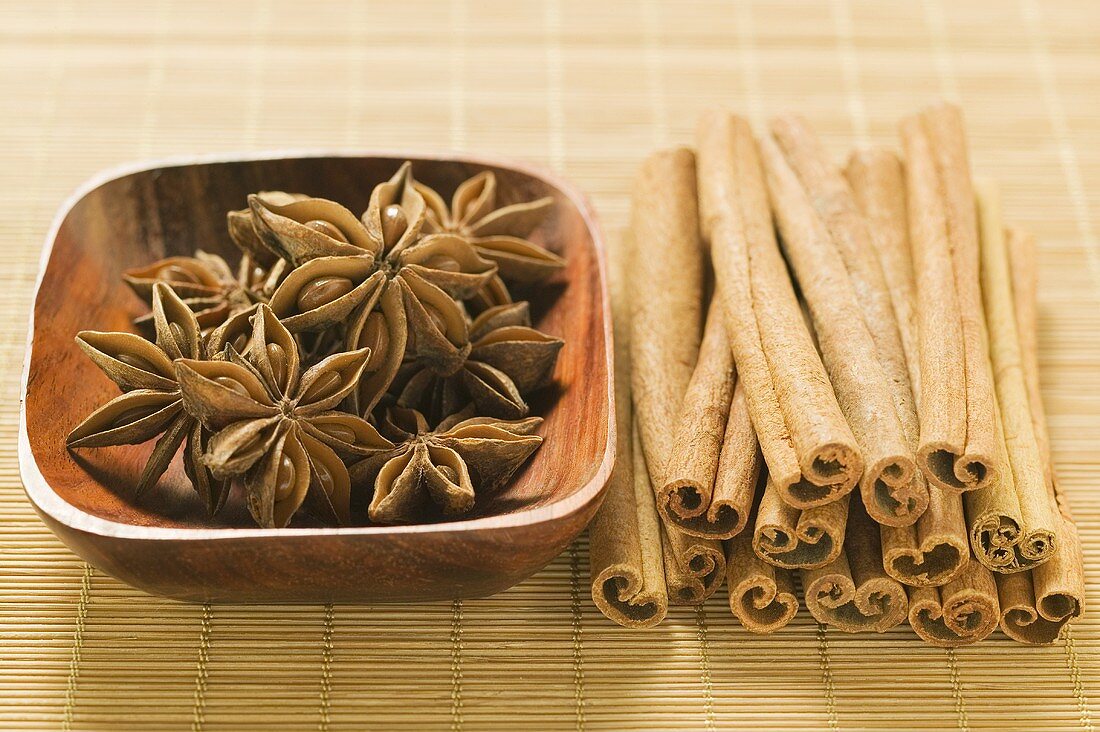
[[19, 149, 616, 541]]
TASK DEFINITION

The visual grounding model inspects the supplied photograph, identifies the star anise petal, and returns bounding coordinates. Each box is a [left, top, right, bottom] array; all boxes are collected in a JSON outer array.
[[470, 235, 565, 284], [269, 257, 383, 333], [66, 390, 183, 448], [152, 282, 202, 360], [294, 347, 370, 413], [75, 330, 177, 393], [397, 234, 497, 299], [362, 162, 426, 256], [249, 195, 375, 265], [344, 281, 407, 416], [175, 359, 277, 429]]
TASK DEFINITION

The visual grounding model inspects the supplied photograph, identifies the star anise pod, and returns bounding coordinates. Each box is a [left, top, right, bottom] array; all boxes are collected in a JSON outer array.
[[394, 302, 563, 422], [349, 407, 543, 525], [245, 163, 497, 415], [227, 191, 308, 266], [415, 170, 565, 284], [175, 305, 389, 528], [66, 283, 230, 511], [124, 250, 284, 332]]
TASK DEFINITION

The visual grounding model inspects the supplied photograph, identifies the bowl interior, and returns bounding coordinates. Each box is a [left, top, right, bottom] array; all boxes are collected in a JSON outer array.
[[25, 153, 610, 531]]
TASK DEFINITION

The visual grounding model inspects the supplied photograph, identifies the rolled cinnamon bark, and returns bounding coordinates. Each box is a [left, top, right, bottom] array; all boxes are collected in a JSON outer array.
[[629, 148, 704, 495], [588, 232, 668, 629], [1005, 227, 1050, 481], [995, 224, 1084, 644], [660, 299, 759, 539], [725, 531, 799, 633], [695, 111, 862, 510], [908, 558, 1000, 647], [998, 518, 1084, 645], [753, 476, 849, 569], [968, 181, 1058, 571], [845, 148, 969, 586], [900, 103, 1000, 494], [764, 117, 925, 527], [845, 149, 920, 392], [802, 500, 908, 633], [661, 519, 726, 606]]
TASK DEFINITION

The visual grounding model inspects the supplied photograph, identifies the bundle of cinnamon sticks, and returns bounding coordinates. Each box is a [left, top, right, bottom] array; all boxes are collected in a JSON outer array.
[[588, 102, 1084, 646]]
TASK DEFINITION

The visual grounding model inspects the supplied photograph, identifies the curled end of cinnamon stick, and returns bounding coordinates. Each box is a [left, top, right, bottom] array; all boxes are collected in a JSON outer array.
[[726, 537, 800, 634], [663, 530, 726, 606], [908, 561, 999, 647], [919, 442, 998, 494], [779, 440, 862, 508], [971, 513, 1056, 572], [592, 566, 669, 629], [997, 570, 1081, 646], [804, 574, 908, 633], [882, 531, 968, 588], [862, 454, 928, 527], [753, 491, 849, 570], [658, 482, 749, 540]]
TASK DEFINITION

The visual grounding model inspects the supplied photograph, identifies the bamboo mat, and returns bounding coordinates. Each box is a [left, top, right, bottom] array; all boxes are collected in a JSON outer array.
[[1, 1, 1099, 730]]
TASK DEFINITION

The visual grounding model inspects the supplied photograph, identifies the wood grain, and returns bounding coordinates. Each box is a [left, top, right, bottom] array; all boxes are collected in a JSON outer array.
[[19, 152, 615, 603]]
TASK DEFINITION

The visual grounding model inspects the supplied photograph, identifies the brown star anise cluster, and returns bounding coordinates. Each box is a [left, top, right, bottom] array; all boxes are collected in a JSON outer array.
[[67, 163, 565, 528]]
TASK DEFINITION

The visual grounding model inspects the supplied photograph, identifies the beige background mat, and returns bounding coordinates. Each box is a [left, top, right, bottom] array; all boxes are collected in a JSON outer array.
[[1, 1, 1098, 730]]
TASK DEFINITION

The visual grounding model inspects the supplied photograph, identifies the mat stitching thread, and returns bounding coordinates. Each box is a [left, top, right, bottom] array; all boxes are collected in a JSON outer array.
[[61, 564, 92, 732], [318, 604, 335, 732], [1063, 627, 1094, 732], [191, 604, 212, 732], [695, 605, 717, 731], [946, 649, 970, 732], [569, 541, 587, 731], [450, 599, 465, 732], [817, 623, 840, 730]]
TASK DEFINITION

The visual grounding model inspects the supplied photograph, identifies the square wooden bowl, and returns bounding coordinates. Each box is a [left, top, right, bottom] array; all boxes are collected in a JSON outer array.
[[19, 152, 615, 603]]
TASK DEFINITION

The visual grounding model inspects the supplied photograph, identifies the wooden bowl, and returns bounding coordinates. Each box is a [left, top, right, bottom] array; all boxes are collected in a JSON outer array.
[[19, 152, 615, 603]]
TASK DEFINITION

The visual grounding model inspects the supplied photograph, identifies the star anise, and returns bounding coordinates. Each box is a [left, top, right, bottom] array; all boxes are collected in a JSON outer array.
[[394, 302, 563, 422], [244, 163, 497, 415], [66, 283, 229, 511], [175, 305, 389, 528], [415, 170, 565, 284], [124, 250, 283, 332], [349, 407, 543, 525]]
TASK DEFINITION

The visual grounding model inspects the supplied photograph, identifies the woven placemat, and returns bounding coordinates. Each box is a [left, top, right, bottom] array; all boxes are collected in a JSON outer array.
[[2, 1, 1098, 729]]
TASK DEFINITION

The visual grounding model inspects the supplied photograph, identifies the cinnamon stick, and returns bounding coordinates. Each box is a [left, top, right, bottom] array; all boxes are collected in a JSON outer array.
[[588, 232, 668, 629], [908, 558, 1000, 647], [845, 148, 969, 586], [900, 103, 1000, 494], [995, 224, 1084, 644], [660, 298, 759, 539], [802, 500, 908, 632], [725, 531, 799, 633], [696, 111, 862, 510], [968, 181, 1058, 571], [661, 519, 726, 606], [753, 476, 849, 569], [628, 148, 704, 494], [764, 116, 925, 527]]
